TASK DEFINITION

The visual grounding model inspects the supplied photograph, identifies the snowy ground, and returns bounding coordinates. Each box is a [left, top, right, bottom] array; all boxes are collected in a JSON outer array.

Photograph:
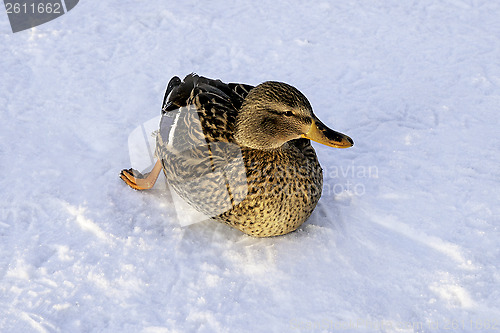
[[1, 0, 500, 332]]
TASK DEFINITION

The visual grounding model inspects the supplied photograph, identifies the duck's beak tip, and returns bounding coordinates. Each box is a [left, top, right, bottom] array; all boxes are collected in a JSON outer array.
[[302, 118, 354, 149]]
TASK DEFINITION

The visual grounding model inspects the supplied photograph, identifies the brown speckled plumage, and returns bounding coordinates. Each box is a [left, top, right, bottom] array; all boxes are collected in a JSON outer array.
[[149, 74, 353, 237]]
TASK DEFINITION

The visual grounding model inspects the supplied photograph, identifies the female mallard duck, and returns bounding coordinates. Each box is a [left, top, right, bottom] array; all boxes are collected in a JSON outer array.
[[120, 74, 353, 237]]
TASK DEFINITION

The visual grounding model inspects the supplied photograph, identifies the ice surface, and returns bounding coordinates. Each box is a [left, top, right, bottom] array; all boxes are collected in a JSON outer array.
[[1, 0, 499, 332]]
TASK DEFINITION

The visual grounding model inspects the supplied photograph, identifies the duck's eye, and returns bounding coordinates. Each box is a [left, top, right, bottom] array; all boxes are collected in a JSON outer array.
[[284, 111, 294, 117]]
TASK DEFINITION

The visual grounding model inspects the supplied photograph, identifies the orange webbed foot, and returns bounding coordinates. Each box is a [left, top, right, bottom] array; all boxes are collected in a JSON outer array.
[[120, 160, 162, 190]]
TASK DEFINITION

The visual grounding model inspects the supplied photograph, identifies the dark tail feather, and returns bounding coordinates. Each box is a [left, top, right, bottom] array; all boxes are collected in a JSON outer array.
[[161, 76, 182, 114]]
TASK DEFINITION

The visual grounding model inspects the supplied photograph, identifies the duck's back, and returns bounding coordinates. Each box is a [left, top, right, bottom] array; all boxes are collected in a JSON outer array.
[[160, 74, 253, 144], [156, 74, 323, 237]]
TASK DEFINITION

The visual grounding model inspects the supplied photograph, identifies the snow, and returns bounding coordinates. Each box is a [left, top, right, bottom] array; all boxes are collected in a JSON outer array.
[[1, 0, 500, 332]]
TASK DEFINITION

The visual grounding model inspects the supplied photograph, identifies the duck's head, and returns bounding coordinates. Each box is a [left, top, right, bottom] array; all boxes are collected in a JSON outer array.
[[234, 81, 354, 150]]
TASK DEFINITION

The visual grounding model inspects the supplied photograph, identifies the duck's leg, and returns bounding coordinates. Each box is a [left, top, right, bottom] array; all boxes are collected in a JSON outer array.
[[120, 160, 162, 190]]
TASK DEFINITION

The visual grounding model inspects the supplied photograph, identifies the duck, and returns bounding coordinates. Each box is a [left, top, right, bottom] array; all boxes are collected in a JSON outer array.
[[120, 74, 353, 237]]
